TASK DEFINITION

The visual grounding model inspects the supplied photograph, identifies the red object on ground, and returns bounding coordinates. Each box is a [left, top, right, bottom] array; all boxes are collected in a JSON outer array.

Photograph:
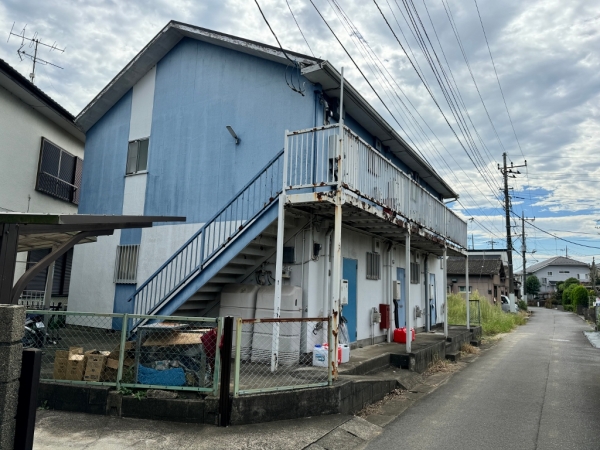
[[393, 327, 416, 344], [321, 343, 343, 364]]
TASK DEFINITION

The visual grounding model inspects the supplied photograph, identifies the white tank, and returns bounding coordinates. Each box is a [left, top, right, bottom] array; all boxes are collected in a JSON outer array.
[[255, 285, 302, 313], [219, 284, 260, 361]]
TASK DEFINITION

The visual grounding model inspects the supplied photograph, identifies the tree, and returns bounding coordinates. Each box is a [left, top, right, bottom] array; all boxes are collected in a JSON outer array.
[[563, 277, 580, 289], [525, 275, 541, 297], [571, 285, 589, 308], [562, 283, 578, 306]]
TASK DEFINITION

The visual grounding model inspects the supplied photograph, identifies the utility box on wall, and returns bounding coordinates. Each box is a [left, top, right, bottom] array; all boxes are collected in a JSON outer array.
[[379, 303, 390, 330], [340, 279, 349, 305]]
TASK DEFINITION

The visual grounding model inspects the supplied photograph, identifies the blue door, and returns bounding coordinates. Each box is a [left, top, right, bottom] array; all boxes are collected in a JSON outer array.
[[395, 268, 406, 329], [343, 258, 358, 343], [429, 273, 437, 327]]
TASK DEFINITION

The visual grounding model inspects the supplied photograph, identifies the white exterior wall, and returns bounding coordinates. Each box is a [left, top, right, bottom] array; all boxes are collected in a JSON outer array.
[[67, 232, 121, 315], [535, 264, 590, 293], [0, 84, 84, 285], [260, 223, 445, 345]]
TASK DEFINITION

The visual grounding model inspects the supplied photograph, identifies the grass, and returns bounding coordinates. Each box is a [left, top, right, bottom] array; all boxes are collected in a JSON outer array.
[[448, 291, 527, 336]]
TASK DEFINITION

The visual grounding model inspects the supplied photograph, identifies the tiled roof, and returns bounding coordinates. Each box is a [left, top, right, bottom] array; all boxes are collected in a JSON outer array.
[[526, 256, 589, 274]]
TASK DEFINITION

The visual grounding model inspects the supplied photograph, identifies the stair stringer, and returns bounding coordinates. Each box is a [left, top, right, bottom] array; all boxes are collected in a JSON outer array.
[[149, 199, 279, 317]]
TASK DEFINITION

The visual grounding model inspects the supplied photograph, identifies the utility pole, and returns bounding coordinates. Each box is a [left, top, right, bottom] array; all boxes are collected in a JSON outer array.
[[499, 153, 526, 312], [521, 211, 534, 301], [471, 234, 475, 250]]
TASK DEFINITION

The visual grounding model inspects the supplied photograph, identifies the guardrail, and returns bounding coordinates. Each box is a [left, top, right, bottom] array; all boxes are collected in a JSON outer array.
[[285, 125, 467, 248], [25, 310, 221, 395]]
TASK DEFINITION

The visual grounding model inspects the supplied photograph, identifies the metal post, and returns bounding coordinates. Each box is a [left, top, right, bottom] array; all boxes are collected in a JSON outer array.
[[327, 315, 333, 386], [213, 317, 224, 398], [219, 316, 234, 427], [405, 232, 411, 353], [465, 255, 470, 330], [522, 210, 526, 302], [329, 68, 345, 381], [116, 314, 128, 390], [0, 223, 19, 305], [14, 348, 42, 450], [233, 318, 242, 397], [271, 131, 289, 372], [502, 153, 516, 312], [443, 246, 448, 338]]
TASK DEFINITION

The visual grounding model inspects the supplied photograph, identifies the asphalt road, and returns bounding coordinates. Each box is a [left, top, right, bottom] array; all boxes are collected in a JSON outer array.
[[365, 308, 600, 450]]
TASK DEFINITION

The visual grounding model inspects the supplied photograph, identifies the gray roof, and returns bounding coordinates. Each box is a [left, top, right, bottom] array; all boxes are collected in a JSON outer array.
[[525, 256, 589, 274], [447, 256, 505, 277], [75, 21, 457, 199]]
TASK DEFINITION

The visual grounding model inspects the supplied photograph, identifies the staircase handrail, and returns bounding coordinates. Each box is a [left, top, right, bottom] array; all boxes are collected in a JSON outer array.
[[127, 149, 285, 316]]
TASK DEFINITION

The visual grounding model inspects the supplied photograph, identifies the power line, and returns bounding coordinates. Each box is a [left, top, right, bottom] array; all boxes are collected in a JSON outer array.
[[523, 218, 600, 250], [285, 0, 315, 57]]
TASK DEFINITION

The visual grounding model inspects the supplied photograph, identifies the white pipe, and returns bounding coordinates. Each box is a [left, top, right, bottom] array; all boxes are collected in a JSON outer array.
[[405, 232, 411, 353], [443, 247, 448, 338], [465, 254, 470, 331]]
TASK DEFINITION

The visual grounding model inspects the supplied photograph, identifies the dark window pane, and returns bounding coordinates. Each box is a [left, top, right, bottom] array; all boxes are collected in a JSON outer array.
[[137, 139, 149, 171], [24, 249, 51, 292], [126, 141, 138, 174]]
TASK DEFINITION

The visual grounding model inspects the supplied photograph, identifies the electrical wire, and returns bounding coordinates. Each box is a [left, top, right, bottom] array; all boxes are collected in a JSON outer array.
[[285, 0, 315, 57]]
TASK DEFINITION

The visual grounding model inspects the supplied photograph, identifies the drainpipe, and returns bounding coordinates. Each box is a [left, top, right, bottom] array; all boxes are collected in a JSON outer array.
[[384, 243, 393, 342], [443, 246, 448, 338], [424, 254, 429, 332], [465, 254, 470, 331], [405, 232, 411, 353], [324, 226, 334, 336]]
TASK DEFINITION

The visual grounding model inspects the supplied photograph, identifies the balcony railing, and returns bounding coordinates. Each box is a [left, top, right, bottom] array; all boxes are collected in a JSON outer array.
[[285, 124, 467, 248]]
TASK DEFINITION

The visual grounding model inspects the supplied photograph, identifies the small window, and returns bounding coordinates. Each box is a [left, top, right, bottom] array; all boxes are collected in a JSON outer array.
[[366, 252, 381, 280], [36, 138, 82, 204], [577, 273, 580, 280], [283, 247, 295, 264], [126, 138, 149, 175], [459, 286, 472, 293], [114, 245, 140, 284], [410, 262, 420, 284], [547, 272, 552, 276], [541, 277, 547, 284], [559, 270, 570, 274]]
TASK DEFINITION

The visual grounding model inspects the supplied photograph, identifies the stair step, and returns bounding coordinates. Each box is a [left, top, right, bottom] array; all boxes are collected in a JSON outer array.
[[240, 246, 272, 257], [249, 235, 277, 248], [218, 266, 248, 275], [207, 275, 239, 284], [229, 256, 259, 266], [197, 284, 223, 293], [189, 292, 217, 302]]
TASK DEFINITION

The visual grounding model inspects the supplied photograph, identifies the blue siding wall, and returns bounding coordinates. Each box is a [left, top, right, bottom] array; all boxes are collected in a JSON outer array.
[[144, 38, 319, 223], [79, 91, 132, 214]]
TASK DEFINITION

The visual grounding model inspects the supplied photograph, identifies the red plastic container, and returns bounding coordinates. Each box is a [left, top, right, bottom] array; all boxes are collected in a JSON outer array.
[[393, 327, 415, 344]]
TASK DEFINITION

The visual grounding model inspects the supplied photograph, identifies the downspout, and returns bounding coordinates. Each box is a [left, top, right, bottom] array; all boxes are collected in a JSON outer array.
[[385, 242, 393, 342], [324, 226, 334, 336], [424, 253, 429, 332]]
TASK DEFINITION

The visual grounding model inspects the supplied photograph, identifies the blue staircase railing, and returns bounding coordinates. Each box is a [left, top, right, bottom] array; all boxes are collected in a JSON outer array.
[[127, 150, 284, 319]]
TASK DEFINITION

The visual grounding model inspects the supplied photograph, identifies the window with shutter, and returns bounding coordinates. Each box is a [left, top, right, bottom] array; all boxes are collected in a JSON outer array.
[[126, 138, 149, 174], [36, 138, 82, 204], [24, 248, 73, 297]]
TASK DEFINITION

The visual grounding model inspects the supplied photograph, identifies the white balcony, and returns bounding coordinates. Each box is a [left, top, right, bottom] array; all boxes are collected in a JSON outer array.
[[285, 124, 467, 250]]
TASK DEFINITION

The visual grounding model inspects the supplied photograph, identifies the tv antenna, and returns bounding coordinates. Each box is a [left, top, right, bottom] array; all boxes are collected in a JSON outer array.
[[7, 23, 65, 84]]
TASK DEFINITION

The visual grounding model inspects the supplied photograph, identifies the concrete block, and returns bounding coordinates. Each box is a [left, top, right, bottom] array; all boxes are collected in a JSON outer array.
[[0, 418, 15, 450], [0, 305, 25, 344], [0, 343, 23, 382], [0, 380, 19, 424]]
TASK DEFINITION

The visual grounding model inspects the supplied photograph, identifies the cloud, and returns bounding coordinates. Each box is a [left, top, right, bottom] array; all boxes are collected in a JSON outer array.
[[1, 0, 599, 260]]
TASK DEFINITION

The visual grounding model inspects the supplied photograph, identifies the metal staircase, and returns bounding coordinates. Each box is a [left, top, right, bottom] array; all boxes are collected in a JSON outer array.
[[127, 150, 285, 328]]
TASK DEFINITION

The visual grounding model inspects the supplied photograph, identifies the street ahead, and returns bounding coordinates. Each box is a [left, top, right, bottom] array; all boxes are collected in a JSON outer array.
[[365, 308, 600, 450]]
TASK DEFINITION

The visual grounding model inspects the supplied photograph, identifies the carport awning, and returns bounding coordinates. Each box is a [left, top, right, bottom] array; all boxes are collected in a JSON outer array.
[[0, 213, 185, 304]]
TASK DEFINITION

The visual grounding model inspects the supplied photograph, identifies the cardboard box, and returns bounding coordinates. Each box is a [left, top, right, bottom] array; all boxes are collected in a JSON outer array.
[[142, 331, 204, 346], [105, 356, 135, 370], [83, 351, 110, 382], [109, 341, 135, 360], [53, 350, 69, 380], [65, 354, 86, 381]]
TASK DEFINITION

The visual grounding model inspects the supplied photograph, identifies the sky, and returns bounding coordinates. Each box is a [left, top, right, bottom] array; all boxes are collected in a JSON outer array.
[[1, 0, 600, 270]]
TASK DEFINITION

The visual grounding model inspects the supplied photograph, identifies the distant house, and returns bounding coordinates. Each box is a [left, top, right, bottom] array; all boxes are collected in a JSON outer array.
[[517, 256, 590, 298], [67, 21, 467, 347], [447, 251, 509, 302], [0, 58, 85, 306]]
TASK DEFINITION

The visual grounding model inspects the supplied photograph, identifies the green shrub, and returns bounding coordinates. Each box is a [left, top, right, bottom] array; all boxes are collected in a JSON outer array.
[[563, 284, 578, 306], [571, 285, 589, 308], [564, 305, 575, 312], [517, 300, 528, 311], [448, 291, 527, 336]]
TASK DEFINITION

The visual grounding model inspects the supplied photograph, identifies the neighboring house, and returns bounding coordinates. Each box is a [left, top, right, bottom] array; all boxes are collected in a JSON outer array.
[[447, 253, 509, 303], [516, 256, 590, 298], [68, 21, 467, 348], [0, 58, 85, 306]]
